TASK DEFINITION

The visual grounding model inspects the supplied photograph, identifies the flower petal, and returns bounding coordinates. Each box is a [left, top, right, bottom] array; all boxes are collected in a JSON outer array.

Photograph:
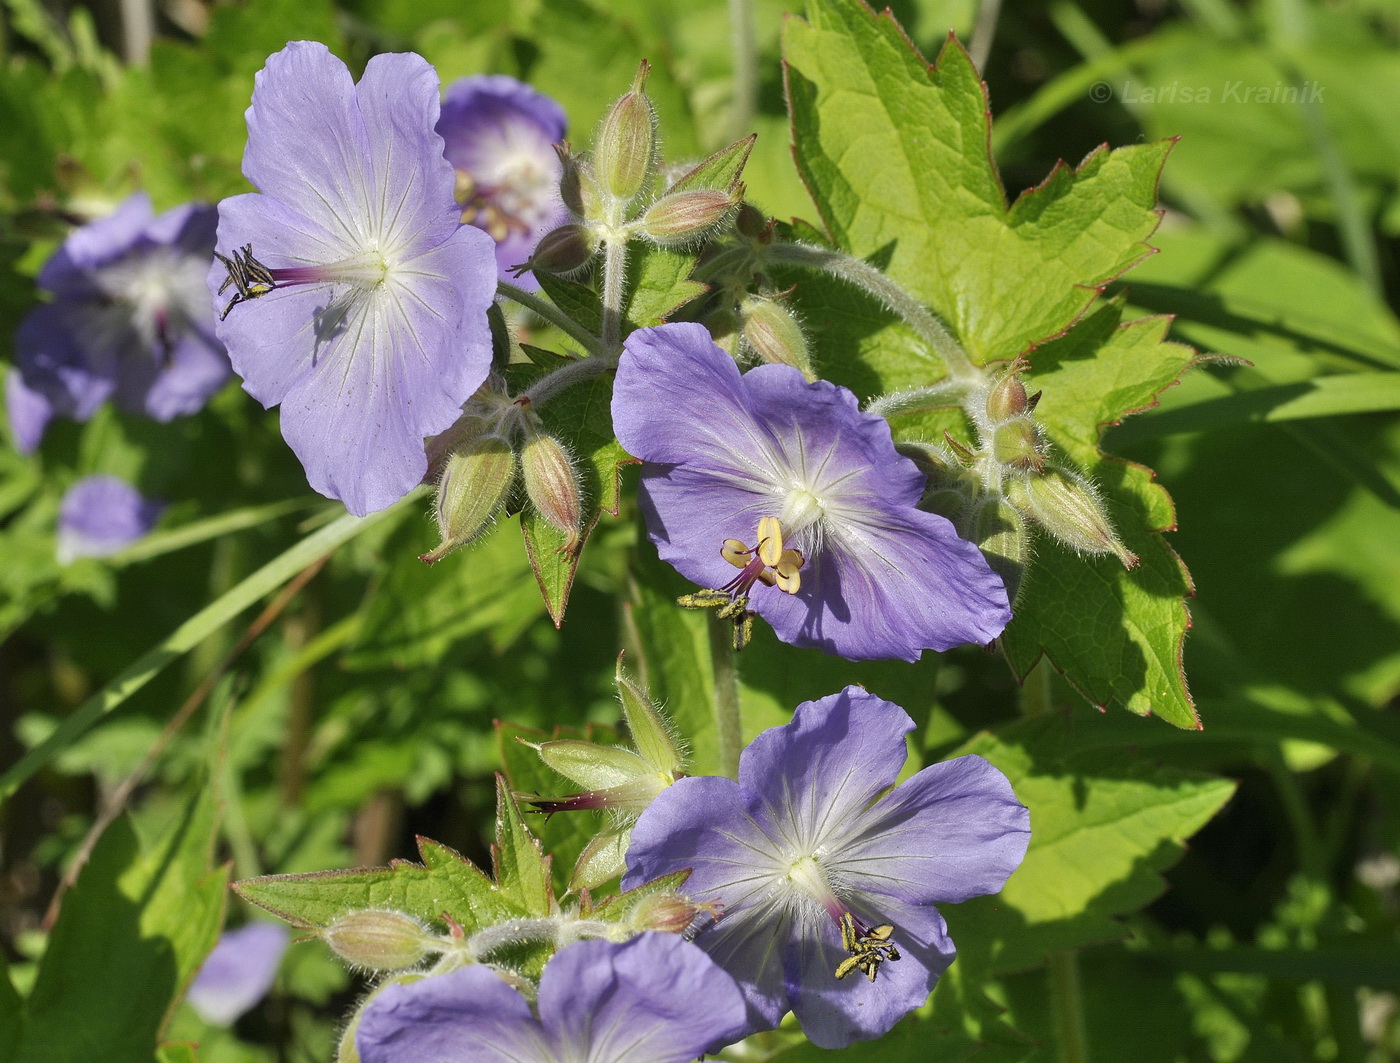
[[539, 935, 748, 1062], [185, 923, 288, 1027], [839, 754, 1031, 905], [356, 965, 541, 1063]]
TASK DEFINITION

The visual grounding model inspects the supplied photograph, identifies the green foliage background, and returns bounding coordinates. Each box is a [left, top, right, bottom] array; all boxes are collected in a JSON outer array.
[[1, 0, 1399, 1060]]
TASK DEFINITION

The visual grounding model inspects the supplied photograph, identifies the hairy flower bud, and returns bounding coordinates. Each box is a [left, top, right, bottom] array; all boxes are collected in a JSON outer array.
[[960, 492, 1030, 605], [626, 891, 723, 936], [740, 295, 814, 379], [516, 223, 596, 277], [595, 60, 658, 205], [423, 432, 516, 564], [990, 420, 1043, 472], [323, 909, 436, 972], [985, 371, 1029, 422], [735, 201, 770, 242], [1010, 466, 1138, 568], [641, 186, 744, 245], [520, 429, 583, 548], [555, 144, 601, 220]]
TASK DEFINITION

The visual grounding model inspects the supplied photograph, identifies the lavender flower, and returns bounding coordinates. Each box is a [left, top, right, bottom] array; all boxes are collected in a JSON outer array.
[[356, 934, 748, 1063], [8, 193, 230, 452], [611, 323, 1012, 660], [209, 42, 498, 516], [624, 687, 1030, 1048], [437, 75, 568, 288], [56, 475, 164, 563], [185, 922, 289, 1027]]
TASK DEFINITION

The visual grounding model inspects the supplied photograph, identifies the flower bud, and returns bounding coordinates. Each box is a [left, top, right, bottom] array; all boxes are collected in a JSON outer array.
[[555, 144, 601, 221], [991, 420, 1043, 472], [986, 372, 1029, 422], [515, 223, 596, 277], [740, 295, 814, 379], [959, 492, 1030, 605], [595, 60, 658, 205], [1009, 466, 1138, 568], [627, 891, 723, 936], [423, 433, 516, 564], [735, 202, 770, 242], [322, 909, 436, 972], [520, 429, 583, 549], [641, 186, 743, 245]]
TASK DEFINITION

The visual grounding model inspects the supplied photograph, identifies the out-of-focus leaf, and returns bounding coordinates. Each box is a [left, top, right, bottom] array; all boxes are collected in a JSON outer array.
[[15, 789, 228, 1063]]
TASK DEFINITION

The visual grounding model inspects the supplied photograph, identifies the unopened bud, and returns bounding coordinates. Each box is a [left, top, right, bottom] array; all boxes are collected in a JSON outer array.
[[641, 186, 743, 244], [423, 433, 516, 564], [740, 296, 813, 379], [986, 372, 1029, 422], [323, 909, 436, 972], [991, 420, 1043, 472], [960, 493, 1030, 605], [735, 202, 769, 242], [520, 430, 583, 548], [595, 61, 658, 204], [627, 891, 723, 936], [1010, 466, 1138, 568], [555, 144, 601, 220], [516, 223, 596, 277]]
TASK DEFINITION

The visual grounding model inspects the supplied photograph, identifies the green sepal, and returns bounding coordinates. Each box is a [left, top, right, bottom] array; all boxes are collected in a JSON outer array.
[[616, 660, 685, 774], [538, 740, 654, 789], [666, 134, 755, 194], [491, 775, 554, 918]]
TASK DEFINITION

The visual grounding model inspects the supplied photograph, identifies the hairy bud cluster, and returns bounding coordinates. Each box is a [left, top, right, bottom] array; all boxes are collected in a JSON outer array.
[[423, 403, 586, 564]]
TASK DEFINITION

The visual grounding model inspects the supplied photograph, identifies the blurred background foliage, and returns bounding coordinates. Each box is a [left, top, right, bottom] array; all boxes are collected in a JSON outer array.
[[1, 0, 1399, 1060]]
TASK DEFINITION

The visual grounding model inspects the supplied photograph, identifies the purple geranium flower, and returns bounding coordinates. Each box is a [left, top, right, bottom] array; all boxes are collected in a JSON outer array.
[[56, 475, 164, 563], [624, 687, 1030, 1048], [357, 933, 748, 1063], [209, 42, 498, 516], [8, 193, 230, 452], [185, 922, 289, 1027], [611, 323, 1012, 660], [437, 75, 568, 288]]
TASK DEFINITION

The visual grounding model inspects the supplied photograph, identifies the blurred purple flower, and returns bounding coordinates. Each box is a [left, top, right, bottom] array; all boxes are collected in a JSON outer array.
[[437, 75, 568, 288], [624, 687, 1030, 1048], [56, 475, 164, 564], [611, 323, 1012, 660], [7, 193, 230, 453], [209, 42, 498, 516], [185, 923, 289, 1027], [356, 934, 747, 1063]]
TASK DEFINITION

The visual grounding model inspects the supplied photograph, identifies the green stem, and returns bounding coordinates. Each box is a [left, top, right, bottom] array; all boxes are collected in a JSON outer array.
[[764, 242, 981, 384], [726, 0, 758, 143], [522, 353, 618, 407], [968, 0, 1003, 71], [497, 279, 610, 358], [600, 236, 629, 354], [0, 495, 415, 804], [865, 380, 973, 419], [708, 614, 743, 779], [1049, 949, 1092, 1063]]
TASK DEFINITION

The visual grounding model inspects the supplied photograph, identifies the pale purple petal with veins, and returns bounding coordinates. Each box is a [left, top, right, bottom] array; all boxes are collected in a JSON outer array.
[[624, 687, 1029, 1049]]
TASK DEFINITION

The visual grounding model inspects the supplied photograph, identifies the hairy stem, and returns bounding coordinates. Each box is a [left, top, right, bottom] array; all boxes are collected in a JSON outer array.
[[764, 242, 981, 384], [726, 0, 758, 143], [708, 614, 744, 779], [866, 379, 973, 418], [521, 353, 617, 408], [498, 279, 610, 358], [600, 236, 630, 354]]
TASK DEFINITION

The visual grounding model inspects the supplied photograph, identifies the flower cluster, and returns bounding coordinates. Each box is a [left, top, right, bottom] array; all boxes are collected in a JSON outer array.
[[8, 192, 230, 453]]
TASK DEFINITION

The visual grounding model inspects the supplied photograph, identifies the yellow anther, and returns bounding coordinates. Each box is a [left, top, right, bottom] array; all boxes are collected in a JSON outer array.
[[774, 549, 803, 594], [721, 539, 752, 569], [756, 516, 783, 568]]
